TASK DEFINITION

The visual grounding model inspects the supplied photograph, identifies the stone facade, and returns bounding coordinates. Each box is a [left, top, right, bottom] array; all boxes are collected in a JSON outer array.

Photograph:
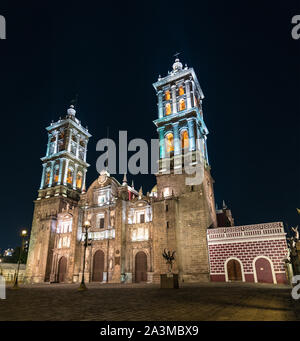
[[25, 58, 289, 285]]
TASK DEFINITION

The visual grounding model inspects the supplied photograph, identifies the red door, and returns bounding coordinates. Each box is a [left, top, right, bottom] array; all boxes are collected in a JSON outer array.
[[92, 250, 104, 282], [255, 258, 274, 283], [227, 259, 242, 281], [135, 251, 147, 283], [58, 257, 67, 283]]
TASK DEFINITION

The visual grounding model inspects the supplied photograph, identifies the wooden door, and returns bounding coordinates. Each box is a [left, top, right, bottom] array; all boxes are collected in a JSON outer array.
[[58, 257, 67, 283], [227, 259, 242, 281], [255, 258, 274, 283], [135, 251, 147, 283], [92, 250, 104, 282]]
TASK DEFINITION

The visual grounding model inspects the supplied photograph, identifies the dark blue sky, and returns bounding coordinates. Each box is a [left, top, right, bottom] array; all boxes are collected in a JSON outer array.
[[0, 1, 299, 251]]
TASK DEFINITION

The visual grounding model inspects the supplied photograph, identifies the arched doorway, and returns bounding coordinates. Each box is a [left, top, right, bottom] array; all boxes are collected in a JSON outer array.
[[255, 257, 274, 283], [226, 259, 242, 281], [135, 251, 147, 283], [92, 250, 104, 282], [58, 257, 67, 283]]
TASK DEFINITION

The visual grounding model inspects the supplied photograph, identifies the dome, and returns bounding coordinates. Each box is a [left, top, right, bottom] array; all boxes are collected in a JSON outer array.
[[172, 58, 183, 72], [67, 105, 76, 116]]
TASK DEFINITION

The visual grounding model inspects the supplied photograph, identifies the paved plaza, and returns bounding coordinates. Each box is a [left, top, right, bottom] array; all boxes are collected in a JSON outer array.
[[0, 282, 299, 321]]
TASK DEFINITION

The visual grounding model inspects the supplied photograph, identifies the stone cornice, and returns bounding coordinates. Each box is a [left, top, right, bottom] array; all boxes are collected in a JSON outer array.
[[153, 67, 204, 99], [41, 151, 90, 168], [153, 107, 208, 133], [46, 117, 91, 138]]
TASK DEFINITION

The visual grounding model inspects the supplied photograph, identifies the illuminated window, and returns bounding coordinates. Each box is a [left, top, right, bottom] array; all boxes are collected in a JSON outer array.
[[181, 130, 189, 150], [179, 99, 186, 111], [45, 169, 51, 185], [67, 168, 73, 184], [163, 187, 171, 197], [165, 90, 171, 100], [53, 166, 59, 184], [98, 195, 106, 205], [179, 86, 184, 96], [165, 103, 171, 116], [165, 133, 174, 153], [76, 172, 82, 189]]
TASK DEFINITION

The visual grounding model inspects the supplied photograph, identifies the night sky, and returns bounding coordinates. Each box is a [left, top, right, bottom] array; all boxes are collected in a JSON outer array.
[[0, 1, 299, 251]]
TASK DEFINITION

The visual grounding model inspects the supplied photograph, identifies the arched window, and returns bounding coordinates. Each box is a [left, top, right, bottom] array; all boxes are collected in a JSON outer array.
[[165, 90, 171, 101], [179, 86, 184, 96], [179, 99, 186, 111], [76, 172, 82, 189], [45, 168, 51, 185], [165, 103, 171, 116], [53, 165, 59, 184], [67, 168, 73, 184], [165, 133, 174, 153], [181, 130, 189, 150]]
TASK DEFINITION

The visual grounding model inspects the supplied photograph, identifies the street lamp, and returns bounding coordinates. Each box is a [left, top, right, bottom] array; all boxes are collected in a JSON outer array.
[[78, 220, 91, 291], [12, 229, 28, 289]]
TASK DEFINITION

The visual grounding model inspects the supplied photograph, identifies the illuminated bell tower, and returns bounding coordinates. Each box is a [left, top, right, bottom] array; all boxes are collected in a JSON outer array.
[[153, 57, 211, 195], [38, 104, 91, 201], [152, 58, 217, 282], [25, 105, 91, 283]]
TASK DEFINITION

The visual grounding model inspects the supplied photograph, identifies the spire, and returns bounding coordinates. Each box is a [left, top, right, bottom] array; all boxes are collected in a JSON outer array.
[[222, 200, 227, 209], [131, 180, 134, 189], [122, 174, 127, 186], [138, 186, 143, 198]]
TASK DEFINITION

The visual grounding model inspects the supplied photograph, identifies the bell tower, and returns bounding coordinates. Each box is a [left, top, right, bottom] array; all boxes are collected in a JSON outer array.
[[25, 105, 91, 283], [152, 58, 217, 282], [38, 104, 91, 201], [153, 57, 209, 182]]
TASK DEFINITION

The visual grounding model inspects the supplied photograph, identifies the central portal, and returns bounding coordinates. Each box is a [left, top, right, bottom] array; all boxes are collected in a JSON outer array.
[[92, 250, 105, 282], [135, 251, 147, 283]]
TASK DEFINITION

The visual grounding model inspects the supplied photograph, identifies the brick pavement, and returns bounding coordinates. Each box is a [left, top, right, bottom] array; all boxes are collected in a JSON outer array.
[[0, 282, 298, 321]]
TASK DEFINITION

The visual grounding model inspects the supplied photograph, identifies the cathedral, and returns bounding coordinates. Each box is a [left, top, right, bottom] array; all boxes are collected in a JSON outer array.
[[25, 58, 289, 285]]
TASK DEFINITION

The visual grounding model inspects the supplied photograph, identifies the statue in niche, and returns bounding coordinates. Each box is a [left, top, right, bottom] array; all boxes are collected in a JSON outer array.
[[110, 210, 115, 227]]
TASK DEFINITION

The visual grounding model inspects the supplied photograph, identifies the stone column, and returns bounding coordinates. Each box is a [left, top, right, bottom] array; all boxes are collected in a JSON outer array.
[[63, 159, 69, 186], [48, 161, 55, 188], [204, 136, 209, 165], [191, 80, 196, 107], [54, 132, 59, 154], [158, 127, 165, 159], [73, 164, 78, 190], [76, 136, 80, 159], [187, 119, 196, 151], [81, 168, 87, 192], [39, 163, 47, 189], [173, 122, 180, 155], [84, 141, 87, 162], [67, 129, 73, 153], [57, 158, 64, 185], [185, 79, 192, 109], [171, 85, 177, 114], [158, 90, 163, 118], [46, 134, 52, 157]]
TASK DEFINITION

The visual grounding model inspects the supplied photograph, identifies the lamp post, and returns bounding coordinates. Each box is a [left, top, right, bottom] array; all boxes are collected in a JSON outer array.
[[12, 229, 28, 289], [78, 220, 91, 291]]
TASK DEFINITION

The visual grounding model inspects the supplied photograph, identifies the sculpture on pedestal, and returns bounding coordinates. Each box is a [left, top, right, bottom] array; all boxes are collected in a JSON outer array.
[[162, 249, 176, 273]]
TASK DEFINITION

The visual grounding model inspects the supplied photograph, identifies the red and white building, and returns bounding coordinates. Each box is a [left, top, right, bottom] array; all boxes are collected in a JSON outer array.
[[207, 222, 288, 284]]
